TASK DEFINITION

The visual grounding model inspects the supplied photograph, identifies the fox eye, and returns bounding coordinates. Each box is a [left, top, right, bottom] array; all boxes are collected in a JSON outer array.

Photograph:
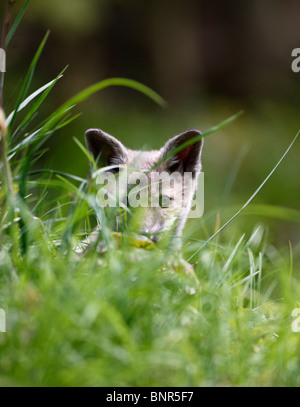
[[159, 195, 171, 208]]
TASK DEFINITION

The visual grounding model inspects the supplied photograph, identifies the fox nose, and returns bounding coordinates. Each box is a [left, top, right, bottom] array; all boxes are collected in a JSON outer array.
[[140, 228, 150, 238], [140, 228, 159, 242]]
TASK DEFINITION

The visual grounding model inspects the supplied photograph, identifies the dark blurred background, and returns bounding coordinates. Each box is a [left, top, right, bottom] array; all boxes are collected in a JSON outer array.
[[1, 0, 300, 246]]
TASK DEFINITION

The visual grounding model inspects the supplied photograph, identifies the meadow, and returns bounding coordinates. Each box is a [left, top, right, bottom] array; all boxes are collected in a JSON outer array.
[[0, 1, 300, 387]]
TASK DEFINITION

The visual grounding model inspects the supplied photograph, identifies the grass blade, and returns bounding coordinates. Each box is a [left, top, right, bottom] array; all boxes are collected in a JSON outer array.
[[44, 77, 167, 133], [243, 204, 300, 223], [189, 130, 300, 261], [5, 0, 31, 47], [26, 169, 87, 184], [8, 30, 50, 131], [152, 111, 244, 170], [6, 71, 65, 127]]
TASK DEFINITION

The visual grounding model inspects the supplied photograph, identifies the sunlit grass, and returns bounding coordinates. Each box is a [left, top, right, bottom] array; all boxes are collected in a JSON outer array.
[[1, 0, 300, 387]]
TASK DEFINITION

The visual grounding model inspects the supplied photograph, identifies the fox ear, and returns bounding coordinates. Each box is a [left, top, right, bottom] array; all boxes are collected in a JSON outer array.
[[160, 129, 203, 175], [84, 128, 128, 167]]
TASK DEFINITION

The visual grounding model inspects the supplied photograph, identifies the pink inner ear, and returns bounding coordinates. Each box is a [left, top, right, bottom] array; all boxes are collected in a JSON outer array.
[[177, 144, 193, 163]]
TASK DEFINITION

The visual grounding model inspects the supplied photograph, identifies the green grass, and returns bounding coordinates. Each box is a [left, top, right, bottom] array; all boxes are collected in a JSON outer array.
[[1, 1, 300, 387], [1, 216, 300, 386]]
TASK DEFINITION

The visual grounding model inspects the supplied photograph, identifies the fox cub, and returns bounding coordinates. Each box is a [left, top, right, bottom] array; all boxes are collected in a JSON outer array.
[[84, 128, 203, 250]]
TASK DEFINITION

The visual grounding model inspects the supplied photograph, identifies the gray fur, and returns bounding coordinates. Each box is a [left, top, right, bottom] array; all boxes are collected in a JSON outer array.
[[85, 128, 203, 246]]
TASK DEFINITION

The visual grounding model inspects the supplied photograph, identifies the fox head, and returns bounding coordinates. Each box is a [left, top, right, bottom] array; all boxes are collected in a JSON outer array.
[[85, 128, 203, 243]]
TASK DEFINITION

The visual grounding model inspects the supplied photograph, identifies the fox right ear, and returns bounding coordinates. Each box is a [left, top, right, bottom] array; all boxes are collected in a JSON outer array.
[[160, 129, 203, 176], [84, 128, 128, 167]]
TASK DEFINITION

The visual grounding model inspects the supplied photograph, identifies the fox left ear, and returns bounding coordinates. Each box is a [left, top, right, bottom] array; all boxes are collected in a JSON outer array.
[[160, 129, 203, 175], [84, 128, 128, 168]]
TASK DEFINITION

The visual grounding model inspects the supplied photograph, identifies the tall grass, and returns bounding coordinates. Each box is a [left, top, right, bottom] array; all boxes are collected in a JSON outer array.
[[0, 1, 300, 387]]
